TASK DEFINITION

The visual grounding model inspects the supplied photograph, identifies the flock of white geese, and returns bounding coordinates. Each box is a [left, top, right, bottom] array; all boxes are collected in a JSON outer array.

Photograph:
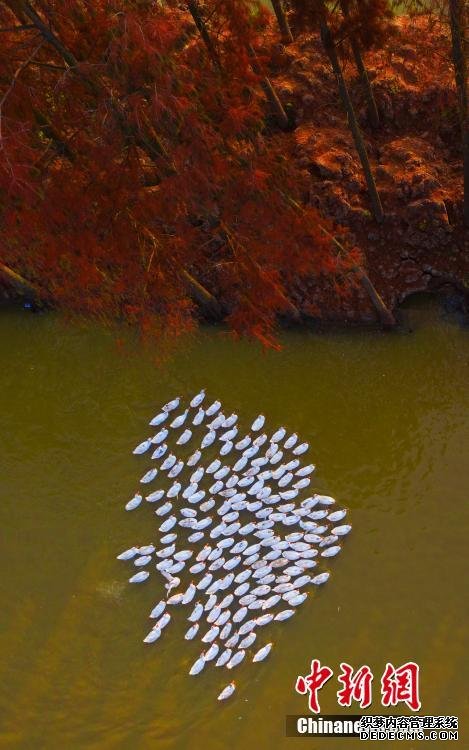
[[117, 390, 351, 702]]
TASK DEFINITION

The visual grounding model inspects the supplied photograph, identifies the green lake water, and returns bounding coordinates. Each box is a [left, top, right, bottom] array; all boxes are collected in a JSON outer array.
[[0, 298, 468, 749]]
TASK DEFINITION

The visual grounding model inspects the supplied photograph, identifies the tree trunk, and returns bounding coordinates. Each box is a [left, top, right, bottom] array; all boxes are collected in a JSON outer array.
[[449, 0, 468, 227], [319, 15, 384, 223], [339, 0, 380, 129], [186, 0, 222, 70], [180, 269, 223, 319], [248, 45, 289, 130], [271, 0, 293, 45], [356, 269, 396, 328], [32, 106, 75, 162], [315, 217, 395, 327], [0, 262, 39, 300]]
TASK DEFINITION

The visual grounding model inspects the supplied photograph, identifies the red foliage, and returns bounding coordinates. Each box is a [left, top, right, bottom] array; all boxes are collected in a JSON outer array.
[[0, 0, 359, 346]]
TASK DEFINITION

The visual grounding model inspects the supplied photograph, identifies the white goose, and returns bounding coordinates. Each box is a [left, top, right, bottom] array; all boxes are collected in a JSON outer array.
[[190, 389, 206, 408]]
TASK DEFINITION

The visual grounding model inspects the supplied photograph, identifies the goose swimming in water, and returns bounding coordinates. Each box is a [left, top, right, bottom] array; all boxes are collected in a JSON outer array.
[[149, 410, 168, 427], [251, 415, 265, 432], [278, 472, 293, 488], [204, 643, 220, 662], [125, 494, 142, 511], [167, 592, 185, 605], [235, 435, 251, 451], [161, 453, 176, 471], [133, 438, 152, 455], [186, 449, 202, 466], [144, 627, 161, 643], [270, 450, 283, 465], [188, 531, 205, 544], [163, 397, 180, 413], [321, 545, 341, 558], [253, 642, 273, 662], [190, 491, 207, 506], [168, 460, 184, 478], [170, 409, 188, 429], [215, 610, 231, 628], [327, 509, 347, 522], [151, 444, 168, 461], [316, 494, 335, 506], [216, 649, 232, 668], [217, 682, 236, 700], [225, 633, 240, 649], [159, 515, 177, 533], [206, 458, 221, 474], [140, 468, 158, 484], [296, 464, 315, 477], [189, 655, 206, 676], [233, 456, 248, 473], [331, 524, 352, 536], [221, 426, 238, 442], [117, 546, 139, 560], [284, 433, 298, 449], [193, 408, 205, 426], [129, 570, 149, 583], [190, 389, 206, 408], [188, 602, 204, 622], [167, 482, 181, 499], [190, 467, 204, 484], [175, 550, 193, 562], [201, 431, 216, 449], [220, 441, 233, 456], [220, 622, 232, 640], [227, 650, 246, 669], [271, 426, 286, 443], [185, 623, 199, 640], [177, 428, 192, 445], [274, 609, 295, 621], [202, 626, 219, 643], [312, 572, 330, 585], [293, 442, 309, 455], [152, 428, 168, 445], [205, 400, 221, 416], [134, 554, 152, 567]]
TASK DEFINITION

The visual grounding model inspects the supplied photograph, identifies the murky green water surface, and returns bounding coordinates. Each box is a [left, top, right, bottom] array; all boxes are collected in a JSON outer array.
[[1, 299, 468, 749]]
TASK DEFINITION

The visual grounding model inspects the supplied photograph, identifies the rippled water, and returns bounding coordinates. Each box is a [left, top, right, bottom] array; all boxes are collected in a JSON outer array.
[[1, 298, 468, 749]]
